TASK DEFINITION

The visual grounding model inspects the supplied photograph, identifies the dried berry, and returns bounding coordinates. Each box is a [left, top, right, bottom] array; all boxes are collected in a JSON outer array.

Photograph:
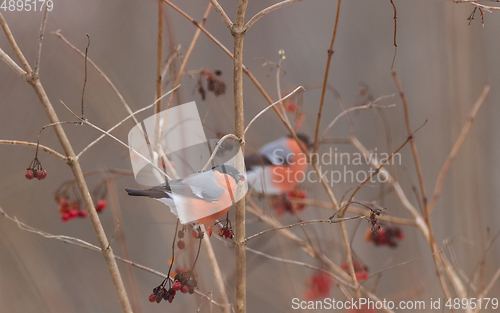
[[95, 199, 107, 212], [61, 212, 71, 222], [177, 240, 186, 249], [178, 230, 185, 239], [36, 169, 47, 180], [172, 282, 182, 291], [181, 285, 189, 294], [192, 230, 199, 239], [224, 228, 233, 239], [25, 169, 34, 180], [148, 293, 156, 302]]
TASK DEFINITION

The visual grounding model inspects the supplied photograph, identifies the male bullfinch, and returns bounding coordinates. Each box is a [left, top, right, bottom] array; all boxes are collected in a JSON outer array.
[[125, 165, 246, 225], [245, 133, 311, 194]]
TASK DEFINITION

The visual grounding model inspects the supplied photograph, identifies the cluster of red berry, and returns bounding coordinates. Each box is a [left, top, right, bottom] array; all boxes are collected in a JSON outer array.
[[218, 225, 233, 239], [196, 69, 226, 100], [304, 271, 333, 300], [148, 272, 197, 304], [271, 188, 308, 216], [25, 158, 47, 180], [365, 225, 404, 248], [341, 259, 369, 282], [56, 197, 107, 222]]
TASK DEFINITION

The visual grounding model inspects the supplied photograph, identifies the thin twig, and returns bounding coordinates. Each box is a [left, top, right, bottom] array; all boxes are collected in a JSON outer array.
[[428, 83, 490, 214], [244, 86, 304, 135], [33, 4, 49, 76], [389, 0, 397, 69], [465, 1, 500, 11], [201, 133, 239, 171], [320, 95, 395, 140], [106, 181, 144, 313], [245, 216, 364, 242], [392, 70, 428, 214], [0, 206, 225, 309], [340, 120, 427, 216], [393, 70, 453, 302], [81, 34, 90, 120], [209, 0, 233, 29], [289, 198, 417, 226], [245, 0, 307, 30], [163, 3, 212, 111], [312, 0, 341, 155], [201, 225, 231, 312], [0, 12, 33, 75], [245, 247, 353, 287], [77, 85, 179, 158], [0, 140, 67, 161], [52, 30, 141, 127], [156, 0, 164, 115], [81, 119, 170, 180], [0, 47, 27, 78]]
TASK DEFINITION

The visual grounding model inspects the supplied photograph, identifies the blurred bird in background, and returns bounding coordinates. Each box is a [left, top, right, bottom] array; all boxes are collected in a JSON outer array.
[[245, 133, 311, 195]]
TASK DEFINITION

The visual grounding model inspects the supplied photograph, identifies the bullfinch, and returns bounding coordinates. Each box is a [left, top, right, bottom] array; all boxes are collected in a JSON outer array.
[[245, 133, 311, 194], [125, 165, 246, 225]]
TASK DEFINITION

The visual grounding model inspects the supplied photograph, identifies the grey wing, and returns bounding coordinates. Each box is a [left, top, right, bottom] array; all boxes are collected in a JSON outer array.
[[258, 137, 293, 165], [168, 171, 225, 202]]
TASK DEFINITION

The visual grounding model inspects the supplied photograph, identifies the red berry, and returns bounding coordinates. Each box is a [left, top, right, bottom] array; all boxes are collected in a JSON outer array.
[[69, 210, 78, 218], [25, 169, 34, 180], [355, 271, 369, 281], [207, 226, 213, 237], [192, 230, 199, 239], [181, 285, 189, 294], [172, 282, 182, 291], [78, 210, 88, 218], [95, 199, 107, 212], [148, 293, 156, 302], [61, 212, 70, 222], [36, 170, 47, 180], [177, 240, 186, 249], [225, 229, 233, 239]]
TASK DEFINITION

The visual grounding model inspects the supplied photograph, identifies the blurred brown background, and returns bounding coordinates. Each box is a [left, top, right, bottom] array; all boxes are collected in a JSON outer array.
[[1, 0, 499, 312]]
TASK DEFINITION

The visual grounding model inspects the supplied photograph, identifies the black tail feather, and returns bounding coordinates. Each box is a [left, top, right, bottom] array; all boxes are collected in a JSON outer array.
[[125, 188, 170, 199]]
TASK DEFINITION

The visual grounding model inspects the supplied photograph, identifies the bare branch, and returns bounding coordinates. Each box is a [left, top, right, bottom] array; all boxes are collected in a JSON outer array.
[[312, 0, 341, 155], [245, 216, 364, 242], [33, 5, 49, 76], [209, 0, 233, 29], [0, 206, 226, 309], [320, 95, 395, 140], [245, 0, 308, 29], [53, 30, 141, 128], [0, 140, 67, 161], [245, 247, 354, 288], [428, 83, 490, 214], [77, 85, 179, 158], [0, 47, 27, 78], [201, 133, 240, 171], [0, 12, 33, 75], [244, 86, 304, 135]]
